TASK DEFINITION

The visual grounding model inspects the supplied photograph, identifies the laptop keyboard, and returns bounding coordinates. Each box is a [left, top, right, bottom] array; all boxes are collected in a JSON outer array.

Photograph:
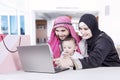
[[54, 66, 69, 72]]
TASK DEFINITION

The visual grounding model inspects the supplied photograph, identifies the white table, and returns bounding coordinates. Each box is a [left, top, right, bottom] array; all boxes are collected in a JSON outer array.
[[0, 67, 120, 80]]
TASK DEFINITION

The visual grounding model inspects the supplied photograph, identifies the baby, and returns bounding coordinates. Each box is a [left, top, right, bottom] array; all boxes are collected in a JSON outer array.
[[61, 37, 83, 59]]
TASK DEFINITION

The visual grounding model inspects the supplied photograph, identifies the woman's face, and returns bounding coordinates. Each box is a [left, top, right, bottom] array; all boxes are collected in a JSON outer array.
[[78, 22, 92, 40], [55, 27, 69, 40]]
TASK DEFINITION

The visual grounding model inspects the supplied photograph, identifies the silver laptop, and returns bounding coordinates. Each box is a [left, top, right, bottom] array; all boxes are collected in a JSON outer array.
[[17, 44, 69, 73]]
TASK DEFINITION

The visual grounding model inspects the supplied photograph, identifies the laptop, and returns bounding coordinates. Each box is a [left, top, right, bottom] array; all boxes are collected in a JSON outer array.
[[17, 44, 69, 73]]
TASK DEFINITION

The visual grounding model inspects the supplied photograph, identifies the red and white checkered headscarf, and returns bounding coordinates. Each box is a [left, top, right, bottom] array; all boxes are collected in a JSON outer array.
[[48, 16, 81, 58]]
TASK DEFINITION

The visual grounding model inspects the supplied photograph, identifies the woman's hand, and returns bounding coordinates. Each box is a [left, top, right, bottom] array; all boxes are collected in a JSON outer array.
[[53, 57, 74, 68]]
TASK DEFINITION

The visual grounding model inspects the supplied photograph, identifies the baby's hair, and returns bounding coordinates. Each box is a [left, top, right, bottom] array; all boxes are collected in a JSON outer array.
[[62, 37, 77, 46]]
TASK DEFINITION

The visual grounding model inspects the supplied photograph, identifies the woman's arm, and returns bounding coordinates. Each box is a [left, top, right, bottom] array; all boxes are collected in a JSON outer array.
[[79, 37, 112, 69]]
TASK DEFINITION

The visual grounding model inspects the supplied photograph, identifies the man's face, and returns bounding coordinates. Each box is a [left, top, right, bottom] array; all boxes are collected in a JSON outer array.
[[55, 27, 69, 40]]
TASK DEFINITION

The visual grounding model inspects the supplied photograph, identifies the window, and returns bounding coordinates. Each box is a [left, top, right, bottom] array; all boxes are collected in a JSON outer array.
[[0, 15, 25, 35], [1, 16, 8, 34], [10, 16, 18, 35], [20, 16, 25, 35]]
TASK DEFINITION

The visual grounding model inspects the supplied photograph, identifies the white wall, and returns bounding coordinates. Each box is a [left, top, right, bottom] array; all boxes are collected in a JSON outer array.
[[98, 0, 120, 46], [1, 0, 120, 46], [25, 0, 101, 45], [28, 0, 100, 11]]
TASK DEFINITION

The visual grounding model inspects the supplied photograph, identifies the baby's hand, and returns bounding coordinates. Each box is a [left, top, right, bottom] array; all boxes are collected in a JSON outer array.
[[53, 57, 73, 69]]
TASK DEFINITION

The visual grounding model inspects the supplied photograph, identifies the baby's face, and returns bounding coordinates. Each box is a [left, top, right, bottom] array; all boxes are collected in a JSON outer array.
[[62, 40, 76, 56]]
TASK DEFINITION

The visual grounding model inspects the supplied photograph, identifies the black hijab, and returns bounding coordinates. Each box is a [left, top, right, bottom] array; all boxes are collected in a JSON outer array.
[[79, 14, 101, 51]]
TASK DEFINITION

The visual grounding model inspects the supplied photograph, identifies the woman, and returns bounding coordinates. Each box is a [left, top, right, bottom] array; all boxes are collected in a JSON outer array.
[[54, 13, 120, 69], [48, 16, 81, 58]]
